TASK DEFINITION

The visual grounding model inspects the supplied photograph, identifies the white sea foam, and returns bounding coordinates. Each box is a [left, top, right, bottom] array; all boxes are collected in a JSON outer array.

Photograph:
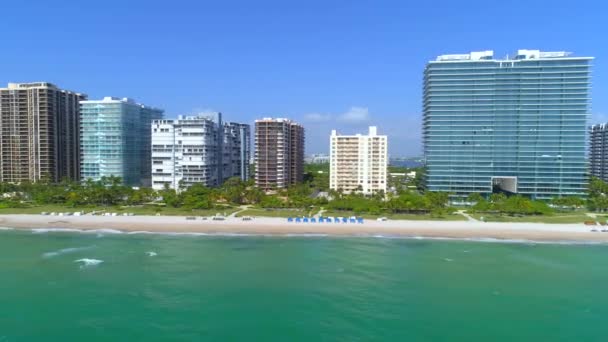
[[32, 228, 83, 234], [130, 231, 263, 237], [22, 227, 608, 245], [87, 229, 123, 234], [75, 258, 103, 267], [378, 235, 608, 246], [146, 251, 157, 257], [0, 227, 14, 231], [42, 246, 94, 258], [444, 258, 454, 262], [31, 228, 123, 235]]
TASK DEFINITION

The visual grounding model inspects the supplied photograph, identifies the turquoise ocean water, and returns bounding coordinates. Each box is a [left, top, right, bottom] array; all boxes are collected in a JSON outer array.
[[1, 229, 607, 341]]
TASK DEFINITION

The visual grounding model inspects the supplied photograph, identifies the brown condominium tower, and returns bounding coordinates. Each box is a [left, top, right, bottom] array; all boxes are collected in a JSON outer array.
[[255, 118, 304, 190], [0, 82, 86, 183]]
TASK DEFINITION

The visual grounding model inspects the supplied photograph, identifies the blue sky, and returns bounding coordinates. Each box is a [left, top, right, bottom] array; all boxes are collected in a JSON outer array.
[[1, 0, 605, 156]]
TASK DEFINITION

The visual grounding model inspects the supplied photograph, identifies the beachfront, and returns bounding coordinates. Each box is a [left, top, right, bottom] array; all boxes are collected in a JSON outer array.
[[1, 214, 607, 243]]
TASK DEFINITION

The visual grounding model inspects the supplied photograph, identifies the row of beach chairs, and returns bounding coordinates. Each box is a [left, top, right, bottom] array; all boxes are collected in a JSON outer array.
[[287, 216, 364, 224]]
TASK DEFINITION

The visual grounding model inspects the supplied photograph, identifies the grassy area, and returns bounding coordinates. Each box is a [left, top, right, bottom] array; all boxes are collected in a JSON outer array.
[[0, 204, 238, 217], [0, 204, 98, 215], [385, 213, 467, 221], [322, 210, 467, 221], [468, 212, 592, 224], [235, 208, 308, 218]]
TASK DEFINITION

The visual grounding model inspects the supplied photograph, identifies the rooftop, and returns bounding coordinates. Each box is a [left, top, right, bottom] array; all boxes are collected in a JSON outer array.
[[255, 117, 297, 123], [331, 126, 385, 137], [2, 82, 85, 96], [81, 96, 163, 111], [433, 50, 592, 62]]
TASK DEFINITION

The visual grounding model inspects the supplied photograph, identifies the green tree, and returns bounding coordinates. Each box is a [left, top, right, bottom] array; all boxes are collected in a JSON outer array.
[[182, 183, 213, 209]]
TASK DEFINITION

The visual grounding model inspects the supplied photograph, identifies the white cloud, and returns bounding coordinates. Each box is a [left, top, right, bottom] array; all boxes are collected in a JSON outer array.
[[337, 106, 370, 123], [303, 112, 331, 122]]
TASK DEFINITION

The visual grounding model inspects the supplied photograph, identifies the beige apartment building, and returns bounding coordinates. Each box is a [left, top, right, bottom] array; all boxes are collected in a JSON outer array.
[[330, 126, 387, 195], [255, 118, 304, 190], [0, 82, 86, 182]]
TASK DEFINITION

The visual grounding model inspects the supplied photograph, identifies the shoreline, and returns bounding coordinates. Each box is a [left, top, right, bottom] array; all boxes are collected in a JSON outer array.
[[1, 214, 608, 243]]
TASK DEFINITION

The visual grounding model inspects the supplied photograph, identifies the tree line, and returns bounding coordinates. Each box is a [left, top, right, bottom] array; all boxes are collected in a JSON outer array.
[[2, 166, 608, 216]]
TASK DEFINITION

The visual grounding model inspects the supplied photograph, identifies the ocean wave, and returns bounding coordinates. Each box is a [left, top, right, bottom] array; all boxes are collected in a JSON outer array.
[[32, 228, 83, 234], [31, 228, 123, 235], [128, 231, 255, 237], [415, 236, 606, 246], [146, 251, 157, 257], [21, 227, 608, 245], [0, 227, 14, 231], [89, 229, 123, 234], [343, 234, 608, 245], [75, 258, 103, 267], [42, 246, 95, 258]]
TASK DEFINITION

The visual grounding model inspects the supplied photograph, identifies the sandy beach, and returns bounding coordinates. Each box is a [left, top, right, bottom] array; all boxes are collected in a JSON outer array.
[[0, 214, 607, 243]]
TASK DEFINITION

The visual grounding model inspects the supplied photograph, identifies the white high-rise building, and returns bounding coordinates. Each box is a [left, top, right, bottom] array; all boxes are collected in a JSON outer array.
[[330, 126, 388, 195], [151, 113, 250, 190]]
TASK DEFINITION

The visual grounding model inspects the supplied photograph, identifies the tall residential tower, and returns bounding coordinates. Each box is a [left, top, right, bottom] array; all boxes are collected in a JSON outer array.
[[590, 124, 608, 182], [254, 118, 305, 190], [330, 126, 388, 194], [151, 113, 250, 190], [423, 50, 591, 200], [0, 82, 86, 182], [80, 97, 163, 186]]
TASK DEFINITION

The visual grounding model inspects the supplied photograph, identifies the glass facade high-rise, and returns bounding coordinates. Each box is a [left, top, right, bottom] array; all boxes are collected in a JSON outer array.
[[423, 50, 591, 200], [80, 97, 163, 186]]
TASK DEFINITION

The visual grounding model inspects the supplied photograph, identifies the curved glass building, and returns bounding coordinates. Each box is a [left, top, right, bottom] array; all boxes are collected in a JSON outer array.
[[423, 50, 592, 200], [80, 97, 163, 187]]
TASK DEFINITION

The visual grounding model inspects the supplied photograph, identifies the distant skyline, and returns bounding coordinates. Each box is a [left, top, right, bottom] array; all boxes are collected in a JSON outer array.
[[0, 0, 605, 156]]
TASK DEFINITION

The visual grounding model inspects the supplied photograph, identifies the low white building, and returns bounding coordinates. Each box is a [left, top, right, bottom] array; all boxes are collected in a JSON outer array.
[[305, 153, 330, 164], [151, 113, 250, 190], [330, 126, 388, 195]]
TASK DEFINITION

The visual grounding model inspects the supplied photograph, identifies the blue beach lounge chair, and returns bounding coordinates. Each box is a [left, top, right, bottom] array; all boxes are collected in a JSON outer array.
[[287, 217, 294, 222], [296, 217, 302, 223], [311, 218, 316, 223], [303, 217, 309, 223]]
